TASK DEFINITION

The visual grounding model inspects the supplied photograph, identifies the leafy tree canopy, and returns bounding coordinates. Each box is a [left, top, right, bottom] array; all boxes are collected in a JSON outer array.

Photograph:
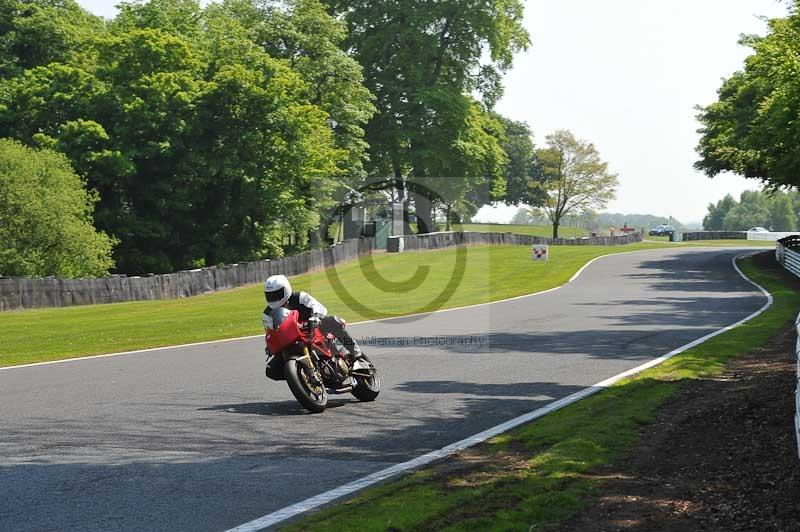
[[703, 193, 737, 231], [0, 139, 116, 277], [0, 0, 535, 274], [492, 114, 546, 207], [0, 0, 368, 274], [324, 0, 530, 233], [535, 130, 619, 238], [696, 3, 800, 190], [0, 0, 105, 78], [703, 189, 798, 231]]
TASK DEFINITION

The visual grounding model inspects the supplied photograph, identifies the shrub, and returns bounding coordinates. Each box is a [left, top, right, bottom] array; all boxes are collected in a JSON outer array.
[[0, 139, 116, 277]]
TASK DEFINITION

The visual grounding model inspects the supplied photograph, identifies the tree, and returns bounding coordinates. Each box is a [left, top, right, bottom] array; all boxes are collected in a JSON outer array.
[[593, 212, 684, 231], [212, 0, 376, 244], [216, 0, 373, 173], [0, 0, 357, 273], [324, 0, 530, 234], [406, 100, 508, 231], [493, 115, 546, 207], [703, 194, 736, 230], [0, 0, 104, 79], [510, 207, 545, 225], [696, 4, 800, 190], [768, 191, 797, 231], [720, 190, 768, 230], [0, 139, 115, 277], [709, 189, 798, 231], [536, 130, 619, 238]]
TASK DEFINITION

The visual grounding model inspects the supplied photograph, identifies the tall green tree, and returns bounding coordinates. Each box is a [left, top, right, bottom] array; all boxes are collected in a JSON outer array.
[[212, 0, 375, 244], [536, 130, 619, 238], [493, 114, 546, 207], [696, 3, 800, 190], [216, 0, 373, 173], [703, 194, 736, 231], [722, 191, 769, 230], [324, 0, 530, 233], [0, 0, 356, 273], [714, 189, 798, 231], [431, 99, 509, 228], [0, 139, 115, 277], [0, 0, 104, 79], [768, 191, 797, 231]]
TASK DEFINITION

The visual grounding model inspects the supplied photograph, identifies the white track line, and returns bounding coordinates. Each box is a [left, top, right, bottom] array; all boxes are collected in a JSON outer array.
[[223, 253, 772, 532], [0, 247, 663, 372]]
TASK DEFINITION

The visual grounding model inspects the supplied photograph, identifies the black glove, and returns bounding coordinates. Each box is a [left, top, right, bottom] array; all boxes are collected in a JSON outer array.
[[307, 315, 322, 328]]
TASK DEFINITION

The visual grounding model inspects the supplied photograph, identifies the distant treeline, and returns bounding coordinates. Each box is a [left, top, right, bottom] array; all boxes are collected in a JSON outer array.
[[703, 190, 799, 232], [509, 208, 693, 231]]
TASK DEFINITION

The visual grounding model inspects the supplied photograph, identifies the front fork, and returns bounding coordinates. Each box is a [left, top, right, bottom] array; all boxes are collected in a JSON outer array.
[[300, 346, 323, 387]]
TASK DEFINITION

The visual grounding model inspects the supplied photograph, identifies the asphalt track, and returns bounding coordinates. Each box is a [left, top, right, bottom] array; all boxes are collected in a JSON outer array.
[[0, 247, 768, 532]]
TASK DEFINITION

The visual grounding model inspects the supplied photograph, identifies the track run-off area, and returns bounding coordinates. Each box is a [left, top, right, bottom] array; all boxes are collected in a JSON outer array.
[[0, 247, 769, 532]]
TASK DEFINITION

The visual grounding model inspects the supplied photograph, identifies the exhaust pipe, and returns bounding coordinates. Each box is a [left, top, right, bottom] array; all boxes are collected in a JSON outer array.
[[327, 386, 353, 394]]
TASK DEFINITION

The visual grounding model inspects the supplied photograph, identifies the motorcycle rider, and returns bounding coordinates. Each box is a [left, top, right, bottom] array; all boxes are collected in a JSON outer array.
[[262, 274, 361, 379]]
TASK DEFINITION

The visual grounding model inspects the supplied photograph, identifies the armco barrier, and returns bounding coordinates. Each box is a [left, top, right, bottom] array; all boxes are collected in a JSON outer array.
[[747, 231, 800, 241], [795, 313, 800, 460], [387, 231, 643, 253], [776, 235, 800, 279], [776, 237, 800, 460], [680, 230, 800, 241], [0, 238, 375, 312]]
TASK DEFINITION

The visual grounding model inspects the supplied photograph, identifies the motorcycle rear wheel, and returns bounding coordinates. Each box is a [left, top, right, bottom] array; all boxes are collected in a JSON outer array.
[[285, 359, 328, 413], [351, 354, 380, 402]]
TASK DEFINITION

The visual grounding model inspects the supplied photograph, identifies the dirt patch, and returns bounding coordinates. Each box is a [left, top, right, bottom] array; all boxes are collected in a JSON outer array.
[[560, 321, 800, 531]]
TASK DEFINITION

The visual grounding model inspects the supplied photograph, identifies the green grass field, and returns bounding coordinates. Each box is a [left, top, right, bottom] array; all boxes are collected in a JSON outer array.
[[0, 240, 775, 367], [285, 252, 797, 532]]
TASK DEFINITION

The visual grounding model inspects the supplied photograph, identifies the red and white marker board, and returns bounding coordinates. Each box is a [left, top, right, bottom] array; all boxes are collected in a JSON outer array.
[[531, 245, 549, 261]]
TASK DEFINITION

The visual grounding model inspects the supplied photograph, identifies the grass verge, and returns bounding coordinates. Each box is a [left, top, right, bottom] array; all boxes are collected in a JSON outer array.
[[0, 240, 771, 367], [283, 252, 798, 532]]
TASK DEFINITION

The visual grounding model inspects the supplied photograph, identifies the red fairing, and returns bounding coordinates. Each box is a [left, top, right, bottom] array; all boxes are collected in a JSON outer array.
[[312, 329, 333, 358], [266, 310, 333, 360], [267, 310, 303, 353]]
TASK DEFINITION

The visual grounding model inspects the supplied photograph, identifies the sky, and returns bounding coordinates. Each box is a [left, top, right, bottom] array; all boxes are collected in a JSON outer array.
[[76, 0, 789, 224]]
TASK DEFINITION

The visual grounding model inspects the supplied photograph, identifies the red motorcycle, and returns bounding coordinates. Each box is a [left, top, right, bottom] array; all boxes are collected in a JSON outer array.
[[265, 308, 380, 413]]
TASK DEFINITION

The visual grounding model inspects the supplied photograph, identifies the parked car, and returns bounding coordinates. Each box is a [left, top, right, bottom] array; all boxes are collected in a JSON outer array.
[[747, 227, 770, 233], [648, 224, 675, 236]]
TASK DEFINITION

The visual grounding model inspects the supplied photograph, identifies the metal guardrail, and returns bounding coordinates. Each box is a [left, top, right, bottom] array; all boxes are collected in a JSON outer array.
[[776, 235, 800, 278], [778, 235, 800, 459], [677, 230, 800, 242], [795, 313, 800, 460], [748, 231, 800, 241]]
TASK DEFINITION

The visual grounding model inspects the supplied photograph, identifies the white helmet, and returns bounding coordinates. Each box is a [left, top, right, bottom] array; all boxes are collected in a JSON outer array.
[[264, 275, 292, 309]]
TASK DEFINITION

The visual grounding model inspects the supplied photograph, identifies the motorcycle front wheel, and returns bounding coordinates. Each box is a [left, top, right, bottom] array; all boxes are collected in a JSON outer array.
[[285, 358, 328, 413]]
